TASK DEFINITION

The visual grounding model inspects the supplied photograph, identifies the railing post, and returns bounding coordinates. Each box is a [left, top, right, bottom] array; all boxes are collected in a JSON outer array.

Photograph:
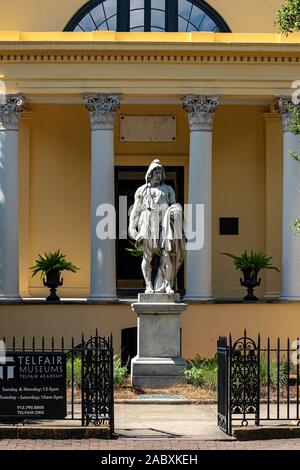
[[71, 336, 74, 420], [110, 338, 115, 437], [255, 333, 260, 426], [217, 335, 230, 435], [297, 337, 299, 423], [81, 333, 85, 427], [229, 334, 232, 436]]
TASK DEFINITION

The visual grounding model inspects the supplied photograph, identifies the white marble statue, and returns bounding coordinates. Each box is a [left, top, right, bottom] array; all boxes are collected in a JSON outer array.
[[129, 160, 185, 294]]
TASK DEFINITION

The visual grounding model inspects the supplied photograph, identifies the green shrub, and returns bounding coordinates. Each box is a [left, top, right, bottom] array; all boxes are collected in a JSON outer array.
[[184, 355, 217, 390], [113, 355, 128, 385], [260, 355, 289, 386], [67, 355, 82, 389], [184, 367, 205, 386], [200, 367, 218, 391], [188, 355, 217, 369], [66, 353, 128, 388], [276, 0, 300, 34], [185, 353, 293, 390]]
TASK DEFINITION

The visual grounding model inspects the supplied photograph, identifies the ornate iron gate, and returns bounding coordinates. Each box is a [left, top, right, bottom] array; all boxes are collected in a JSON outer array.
[[217, 332, 260, 436], [82, 335, 114, 435], [230, 334, 260, 430]]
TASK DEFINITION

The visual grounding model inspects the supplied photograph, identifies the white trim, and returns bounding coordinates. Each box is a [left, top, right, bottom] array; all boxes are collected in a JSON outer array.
[[88, 296, 119, 304]]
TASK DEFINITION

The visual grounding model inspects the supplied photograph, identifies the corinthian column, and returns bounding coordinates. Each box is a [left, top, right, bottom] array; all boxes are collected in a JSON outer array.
[[277, 98, 300, 300], [0, 95, 25, 300], [183, 95, 219, 301], [84, 94, 120, 302]]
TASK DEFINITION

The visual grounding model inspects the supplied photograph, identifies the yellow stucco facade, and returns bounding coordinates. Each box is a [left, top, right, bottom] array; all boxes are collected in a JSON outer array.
[[0, 0, 285, 33], [2, 302, 300, 358], [0, 1, 299, 357]]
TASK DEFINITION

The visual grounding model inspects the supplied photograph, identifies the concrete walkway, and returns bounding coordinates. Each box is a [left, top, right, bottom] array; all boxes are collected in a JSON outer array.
[[115, 404, 229, 440]]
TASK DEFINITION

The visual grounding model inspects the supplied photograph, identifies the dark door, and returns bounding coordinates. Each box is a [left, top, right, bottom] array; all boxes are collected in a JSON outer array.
[[121, 327, 137, 369]]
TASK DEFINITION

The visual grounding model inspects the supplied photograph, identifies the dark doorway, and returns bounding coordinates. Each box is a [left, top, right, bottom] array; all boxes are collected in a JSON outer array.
[[115, 166, 185, 297], [121, 327, 137, 369]]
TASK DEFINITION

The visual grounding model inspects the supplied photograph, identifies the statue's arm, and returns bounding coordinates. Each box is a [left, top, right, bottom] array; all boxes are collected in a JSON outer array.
[[128, 188, 142, 240]]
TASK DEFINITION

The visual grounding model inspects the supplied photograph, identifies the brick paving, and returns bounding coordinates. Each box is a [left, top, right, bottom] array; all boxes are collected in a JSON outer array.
[[1, 437, 300, 450]]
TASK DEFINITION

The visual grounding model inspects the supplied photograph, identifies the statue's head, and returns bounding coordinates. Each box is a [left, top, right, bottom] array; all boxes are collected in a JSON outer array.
[[145, 159, 166, 185]]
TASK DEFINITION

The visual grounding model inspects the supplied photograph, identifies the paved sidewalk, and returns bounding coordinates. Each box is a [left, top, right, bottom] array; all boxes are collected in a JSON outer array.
[[1, 404, 300, 450], [116, 404, 228, 440]]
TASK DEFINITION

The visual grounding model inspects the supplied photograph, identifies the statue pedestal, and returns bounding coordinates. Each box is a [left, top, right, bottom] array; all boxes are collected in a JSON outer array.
[[131, 293, 187, 388]]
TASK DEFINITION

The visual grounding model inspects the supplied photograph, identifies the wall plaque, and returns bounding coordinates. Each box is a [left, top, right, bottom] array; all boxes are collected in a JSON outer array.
[[0, 352, 67, 419], [219, 217, 239, 235], [120, 115, 176, 142]]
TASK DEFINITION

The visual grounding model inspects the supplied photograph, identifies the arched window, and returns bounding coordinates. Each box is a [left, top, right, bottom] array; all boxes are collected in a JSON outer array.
[[64, 0, 230, 33]]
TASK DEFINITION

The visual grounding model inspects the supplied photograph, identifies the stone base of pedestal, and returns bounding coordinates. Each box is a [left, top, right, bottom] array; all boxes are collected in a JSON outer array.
[[131, 356, 187, 388], [131, 293, 187, 389]]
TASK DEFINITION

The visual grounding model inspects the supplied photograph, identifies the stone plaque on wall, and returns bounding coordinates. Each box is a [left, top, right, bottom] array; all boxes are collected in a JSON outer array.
[[120, 115, 176, 142]]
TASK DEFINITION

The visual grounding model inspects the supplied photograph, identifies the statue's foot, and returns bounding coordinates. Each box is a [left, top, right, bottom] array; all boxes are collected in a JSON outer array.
[[145, 285, 154, 294], [165, 285, 175, 295]]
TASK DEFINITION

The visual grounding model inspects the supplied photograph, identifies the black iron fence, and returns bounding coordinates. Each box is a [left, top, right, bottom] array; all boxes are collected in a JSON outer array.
[[218, 331, 300, 436], [0, 331, 114, 437]]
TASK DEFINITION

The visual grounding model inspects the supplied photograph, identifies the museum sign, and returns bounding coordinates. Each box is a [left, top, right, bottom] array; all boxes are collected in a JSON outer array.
[[0, 352, 67, 419]]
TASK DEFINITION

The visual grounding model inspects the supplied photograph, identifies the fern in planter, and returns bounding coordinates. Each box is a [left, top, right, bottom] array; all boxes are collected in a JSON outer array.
[[125, 241, 143, 258], [30, 250, 80, 302], [31, 250, 79, 277], [221, 251, 279, 274], [221, 251, 279, 301]]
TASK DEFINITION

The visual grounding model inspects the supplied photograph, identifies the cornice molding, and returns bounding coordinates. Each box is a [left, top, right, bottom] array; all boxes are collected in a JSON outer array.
[[0, 52, 300, 65]]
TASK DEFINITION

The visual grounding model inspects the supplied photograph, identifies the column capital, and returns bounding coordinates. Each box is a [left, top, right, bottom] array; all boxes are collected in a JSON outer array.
[[276, 97, 300, 133], [0, 94, 26, 131], [84, 94, 121, 131], [182, 95, 219, 132]]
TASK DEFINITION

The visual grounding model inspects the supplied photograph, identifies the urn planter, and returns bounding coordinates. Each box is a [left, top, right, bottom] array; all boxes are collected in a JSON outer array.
[[240, 270, 261, 301], [43, 269, 63, 302], [30, 250, 80, 302], [221, 250, 279, 302]]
